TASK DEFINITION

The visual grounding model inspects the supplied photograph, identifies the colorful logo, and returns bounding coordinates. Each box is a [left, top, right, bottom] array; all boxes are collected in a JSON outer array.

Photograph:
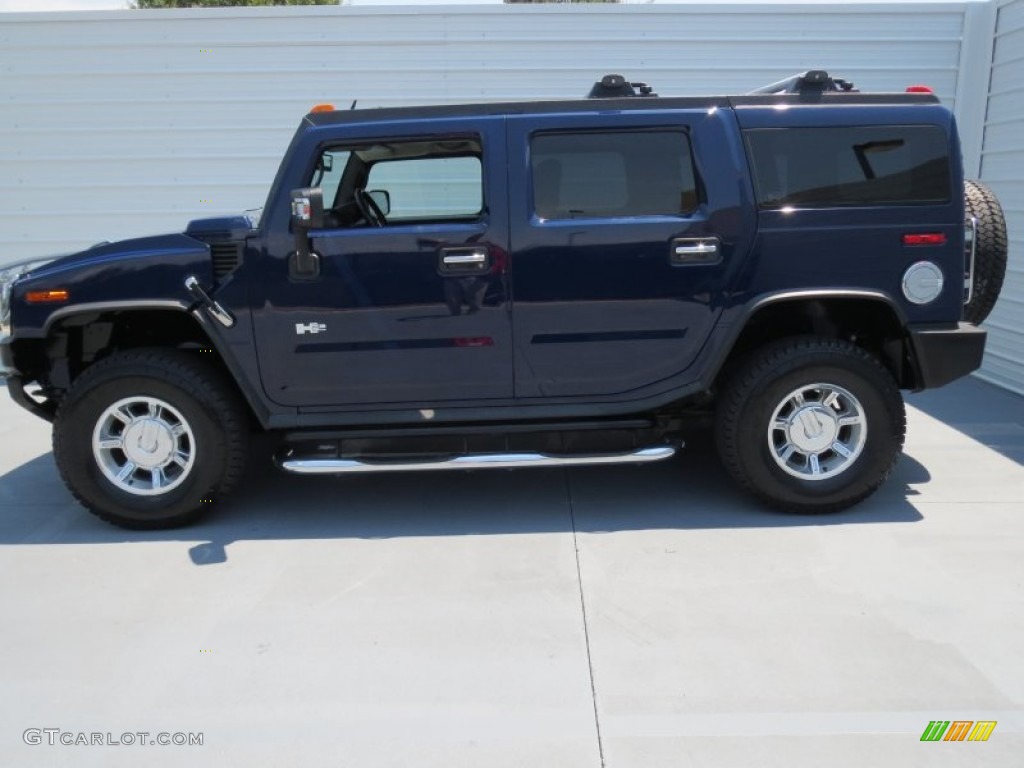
[[920, 721, 997, 742]]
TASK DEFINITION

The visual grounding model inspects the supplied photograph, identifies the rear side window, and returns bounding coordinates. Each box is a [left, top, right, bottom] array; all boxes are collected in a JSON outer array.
[[744, 126, 951, 209], [531, 130, 699, 219]]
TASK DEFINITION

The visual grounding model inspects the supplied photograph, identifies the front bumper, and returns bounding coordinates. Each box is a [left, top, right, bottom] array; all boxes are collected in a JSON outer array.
[[5, 375, 54, 422], [1, 339, 54, 422], [0, 337, 15, 381], [908, 322, 987, 390]]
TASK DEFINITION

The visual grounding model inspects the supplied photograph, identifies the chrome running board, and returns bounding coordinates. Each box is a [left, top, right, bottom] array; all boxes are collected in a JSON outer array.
[[278, 444, 678, 475]]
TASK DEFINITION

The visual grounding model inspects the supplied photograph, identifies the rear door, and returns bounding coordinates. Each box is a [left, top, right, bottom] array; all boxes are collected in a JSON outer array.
[[507, 110, 754, 398]]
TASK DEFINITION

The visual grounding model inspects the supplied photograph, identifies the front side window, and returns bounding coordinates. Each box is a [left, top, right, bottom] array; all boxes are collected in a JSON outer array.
[[744, 125, 951, 209], [530, 130, 699, 220], [312, 137, 483, 228], [367, 156, 482, 221]]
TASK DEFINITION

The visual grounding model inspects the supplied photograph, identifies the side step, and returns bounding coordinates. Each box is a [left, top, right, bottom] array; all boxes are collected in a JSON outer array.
[[278, 444, 678, 475]]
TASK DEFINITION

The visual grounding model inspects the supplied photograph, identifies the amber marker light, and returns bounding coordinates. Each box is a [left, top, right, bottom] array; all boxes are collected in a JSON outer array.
[[309, 103, 335, 114], [25, 289, 69, 303]]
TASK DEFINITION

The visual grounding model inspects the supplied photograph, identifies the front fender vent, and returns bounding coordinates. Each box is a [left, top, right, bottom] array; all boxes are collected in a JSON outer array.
[[210, 242, 242, 280]]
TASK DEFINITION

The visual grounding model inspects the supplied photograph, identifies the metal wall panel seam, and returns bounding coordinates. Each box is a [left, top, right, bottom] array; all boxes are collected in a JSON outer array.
[[977, 0, 1024, 392]]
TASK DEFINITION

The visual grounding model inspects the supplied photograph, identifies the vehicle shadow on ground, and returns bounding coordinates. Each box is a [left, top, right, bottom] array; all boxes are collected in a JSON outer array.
[[907, 376, 1024, 466], [0, 428, 929, 565]]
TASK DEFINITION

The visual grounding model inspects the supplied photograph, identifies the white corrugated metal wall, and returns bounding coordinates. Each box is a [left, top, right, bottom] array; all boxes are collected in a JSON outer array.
[[977, 0, 1024, 394], [0, 2, 1019, 392], [0, 3, 971, 260]]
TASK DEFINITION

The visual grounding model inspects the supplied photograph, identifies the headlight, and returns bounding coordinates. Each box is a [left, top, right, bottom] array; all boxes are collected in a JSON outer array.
[[0, 283, 11, 338], [0, 259, 56, 339]]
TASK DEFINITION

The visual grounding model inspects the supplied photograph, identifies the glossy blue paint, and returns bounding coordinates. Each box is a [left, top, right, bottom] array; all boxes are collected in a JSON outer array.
[[506, 107, 756, 398], [10, 235, 212, 338], [252, 116, 512, 407], [185, 214, 256, 241], [4, 93, 973, 430], [726, 104, 965, 325]]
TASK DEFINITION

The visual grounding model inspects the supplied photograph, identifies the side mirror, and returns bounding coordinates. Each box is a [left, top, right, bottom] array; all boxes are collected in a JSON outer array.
[[290, 187, 324, 230], [367, 189, 391, 216], [289, 187, 323, 280]]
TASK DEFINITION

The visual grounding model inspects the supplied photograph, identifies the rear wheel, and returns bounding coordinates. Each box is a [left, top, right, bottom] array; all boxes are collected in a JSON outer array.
[[53, 349, 247, 529], [715, 337, 905, 513]]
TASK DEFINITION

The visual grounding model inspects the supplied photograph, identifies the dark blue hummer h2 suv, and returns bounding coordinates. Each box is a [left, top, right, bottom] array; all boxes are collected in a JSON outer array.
[[0, 71, 1008, 529]]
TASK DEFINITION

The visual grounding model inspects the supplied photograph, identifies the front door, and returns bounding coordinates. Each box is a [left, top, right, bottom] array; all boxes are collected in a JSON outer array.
[[254, 119, 511, 408]]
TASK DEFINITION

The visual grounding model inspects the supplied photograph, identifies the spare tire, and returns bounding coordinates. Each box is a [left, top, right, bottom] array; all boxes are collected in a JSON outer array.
[[963, 180, 1008, 325]]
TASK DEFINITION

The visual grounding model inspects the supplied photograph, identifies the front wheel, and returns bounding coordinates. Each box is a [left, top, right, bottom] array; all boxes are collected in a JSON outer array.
[[53, 349, 248, 529], [715, 337, 906, 513]]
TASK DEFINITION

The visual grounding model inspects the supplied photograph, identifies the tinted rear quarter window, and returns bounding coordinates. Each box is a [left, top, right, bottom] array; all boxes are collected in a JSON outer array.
[[744, 126, 951, 209]]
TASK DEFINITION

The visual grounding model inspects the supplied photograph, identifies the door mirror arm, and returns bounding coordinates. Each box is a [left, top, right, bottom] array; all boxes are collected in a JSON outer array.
[[289, 187, 324, 280]]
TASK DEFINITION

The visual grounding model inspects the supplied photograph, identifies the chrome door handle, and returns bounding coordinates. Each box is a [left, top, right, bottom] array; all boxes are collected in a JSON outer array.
[[439, 247, 490, 274], [675, 243, 718, 256], [443, 252, 487, 266], [670, 237, 721, 265]]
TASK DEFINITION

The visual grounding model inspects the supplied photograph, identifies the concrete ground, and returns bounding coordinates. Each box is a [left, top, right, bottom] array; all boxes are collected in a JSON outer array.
[[0, 376, 1022, 767]]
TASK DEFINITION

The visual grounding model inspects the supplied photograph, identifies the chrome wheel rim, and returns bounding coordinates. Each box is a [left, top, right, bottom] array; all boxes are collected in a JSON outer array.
[[767, 383, 866, 481], [92, 396, 196, 496]]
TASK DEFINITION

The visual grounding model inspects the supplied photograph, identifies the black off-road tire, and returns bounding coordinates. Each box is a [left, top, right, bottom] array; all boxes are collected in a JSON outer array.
[[715, 337, 906, 513], [964, 180, 1008, 325], [53, 348, 248, 529]]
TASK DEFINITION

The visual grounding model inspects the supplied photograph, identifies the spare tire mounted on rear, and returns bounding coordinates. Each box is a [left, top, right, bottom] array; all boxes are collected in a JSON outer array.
[[963, 180, 1008, 325]]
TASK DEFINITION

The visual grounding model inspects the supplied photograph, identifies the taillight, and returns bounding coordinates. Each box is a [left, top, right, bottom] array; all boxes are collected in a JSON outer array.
[[903, 233, 947, 246]]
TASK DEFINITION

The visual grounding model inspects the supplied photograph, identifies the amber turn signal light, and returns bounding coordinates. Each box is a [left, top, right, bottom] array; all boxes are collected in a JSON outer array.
[[25, 289, 69, 303]]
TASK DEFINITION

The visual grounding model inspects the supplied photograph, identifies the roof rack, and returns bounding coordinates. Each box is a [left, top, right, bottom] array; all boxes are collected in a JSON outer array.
[[748, 70, 857, 95], [585, 70, 857, 100], [586, 74, 658, 99]]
